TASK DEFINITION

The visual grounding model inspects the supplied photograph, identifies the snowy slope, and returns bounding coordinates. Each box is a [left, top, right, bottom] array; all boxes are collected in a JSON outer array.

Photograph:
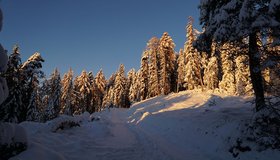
[[11, 90, 280, 160]]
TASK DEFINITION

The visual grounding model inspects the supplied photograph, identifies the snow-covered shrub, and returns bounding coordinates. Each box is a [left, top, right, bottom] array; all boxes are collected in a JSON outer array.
[[49, 115, 81, 132], [89, 115, 101, 122], [0, 123, 28, 160], [230, 97, 280, 157], [249, 104, 280, 150]]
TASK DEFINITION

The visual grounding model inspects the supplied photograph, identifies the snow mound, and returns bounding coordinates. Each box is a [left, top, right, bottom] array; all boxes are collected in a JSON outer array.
[[0, 123, 27, 145], [48, 115, 81, 132], [0, 122, 28, 159]]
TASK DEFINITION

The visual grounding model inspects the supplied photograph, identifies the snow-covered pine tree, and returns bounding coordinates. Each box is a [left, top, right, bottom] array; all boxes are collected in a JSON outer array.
[[88, 71, 101, 113], [60, 68, 74, 115], [196, 0, 280, 111], [158, 32, 176, 95], [95, 70, 106, 111], [19, 52, 44, 122], [219, 43, 236, 94], [102, 73, 115, 108], [0, 45, 22, 122], [139, 51, 149, 100], [44, 68, 61, 120], [235, 53, 252, 95], [26, 76, 43, 122], [113, 64, 130, 108], [184, 17, 203, 90], [147, 37, 160, 98], [134, 70, 142, 102], [127, 68, 136, 102], [73, 70, 91, 114], [203, 42, 219, 90], [177, 49, 186, 92]]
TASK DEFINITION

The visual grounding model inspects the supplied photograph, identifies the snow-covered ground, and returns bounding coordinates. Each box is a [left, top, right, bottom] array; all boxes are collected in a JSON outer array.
[[11, 90, 280, 160]]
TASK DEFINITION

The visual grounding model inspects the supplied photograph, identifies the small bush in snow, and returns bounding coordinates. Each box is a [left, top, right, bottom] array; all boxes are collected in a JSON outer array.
[[0, 123, 28, 160], [49, 116, 80, 133]]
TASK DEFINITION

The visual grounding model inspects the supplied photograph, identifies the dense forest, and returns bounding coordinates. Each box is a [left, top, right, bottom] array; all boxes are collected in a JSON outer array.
[[0, 15, 279, 123]]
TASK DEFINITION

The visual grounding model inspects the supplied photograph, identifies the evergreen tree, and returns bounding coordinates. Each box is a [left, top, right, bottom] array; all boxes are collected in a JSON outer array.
[[184, 17, 203, 90], [88, 71, 98, 113], [19, 52, 44, 122], [219, 43, 236, 94], [127, 68, 136, 102], [139, 51, 149, 100], [177, 49, 186, 92], [60, 68, 74, 115], [235, 49, 253, 95], [113, 64, 130, 108], [44, 68, 61, 120], [147, 37, 160, 97], [73, 70, 91, 114], [102, 73, 115, 108], [203, 43, 219, 90], [26, 76, 43, 122], [95, 70, 106, 111], [0, 45, 22, 122], [158, 32, 176, 95]]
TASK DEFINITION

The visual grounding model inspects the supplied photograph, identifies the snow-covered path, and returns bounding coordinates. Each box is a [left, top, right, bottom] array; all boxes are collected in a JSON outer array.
[[12, 109, 168, 160], [11, 91, 280, 160]]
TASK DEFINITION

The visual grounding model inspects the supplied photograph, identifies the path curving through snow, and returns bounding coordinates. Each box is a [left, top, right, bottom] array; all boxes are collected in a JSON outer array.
[[11, 91, 280, 160], [12, 109, 168, 160]]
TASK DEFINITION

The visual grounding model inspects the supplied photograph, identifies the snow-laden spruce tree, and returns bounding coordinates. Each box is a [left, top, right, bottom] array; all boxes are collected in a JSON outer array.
[[60, 68, 74, 115], [129, 69, 141, 102], [139, 51, 149, 100], [177, 49, 186, 92], [95, 70, 106, 111], [158, 32, 176, 95], [235, 53, 252, 95], [88, 71, 101, 113], [44, 68, 61, 120], [26, 76, 43, 122], [184, 17, 203, 90], [113, 64, 130, 108], [147, 37, 160, 98], [73, 70, 91, 114], [0, 45, 22, 122], [219, 43, 236, 94], [196, 0, 280, 111], [102, 73, 115, 108], [19, 52, 44, 122], [203, 42, 219, 90], [127, 68, 136, 102]]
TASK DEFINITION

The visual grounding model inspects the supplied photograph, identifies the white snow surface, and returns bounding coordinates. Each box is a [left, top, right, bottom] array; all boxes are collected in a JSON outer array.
[[11, 90, 280, 160]]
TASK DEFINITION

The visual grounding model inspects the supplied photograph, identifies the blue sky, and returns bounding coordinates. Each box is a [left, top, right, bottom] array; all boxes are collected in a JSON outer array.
[[0, 0, 201, 78]]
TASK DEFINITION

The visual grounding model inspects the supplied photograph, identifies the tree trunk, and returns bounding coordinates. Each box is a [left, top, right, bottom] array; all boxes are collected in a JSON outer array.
[[248, 32, 265, 111]]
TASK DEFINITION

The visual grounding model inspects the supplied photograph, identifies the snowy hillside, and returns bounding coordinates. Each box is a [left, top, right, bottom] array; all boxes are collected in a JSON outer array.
[[11, 91, 280, 160]]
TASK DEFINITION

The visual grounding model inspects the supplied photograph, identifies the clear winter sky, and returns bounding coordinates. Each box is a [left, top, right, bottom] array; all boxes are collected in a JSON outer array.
[[0, 0, 201, 78]]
